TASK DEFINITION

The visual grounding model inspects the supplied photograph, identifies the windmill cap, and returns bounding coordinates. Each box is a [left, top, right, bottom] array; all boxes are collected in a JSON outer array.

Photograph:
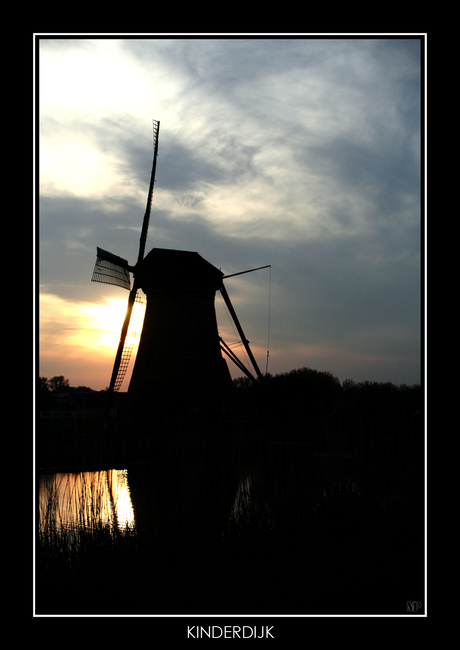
[[135, 248, 224, 290]]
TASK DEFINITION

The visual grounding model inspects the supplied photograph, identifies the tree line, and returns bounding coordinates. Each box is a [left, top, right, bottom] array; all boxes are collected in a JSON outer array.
[[38, 368, 423, 441], [39, 375, 103, 394], [233, 366, 423, 442], [38, 375, 108, 411]]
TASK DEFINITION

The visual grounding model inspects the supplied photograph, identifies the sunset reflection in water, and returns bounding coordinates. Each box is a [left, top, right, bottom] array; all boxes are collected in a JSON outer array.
[[38, 469, 135, 533]]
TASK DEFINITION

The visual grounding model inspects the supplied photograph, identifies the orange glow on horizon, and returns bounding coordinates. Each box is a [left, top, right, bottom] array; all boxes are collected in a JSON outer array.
[[39, 292, 142, 389], [39, 291, 262, 388], [40, 292, 130, 351]]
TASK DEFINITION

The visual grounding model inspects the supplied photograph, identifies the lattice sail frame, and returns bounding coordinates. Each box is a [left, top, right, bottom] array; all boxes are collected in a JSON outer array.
[[113, 290, 146, 392], [92, 247, 131, 291]]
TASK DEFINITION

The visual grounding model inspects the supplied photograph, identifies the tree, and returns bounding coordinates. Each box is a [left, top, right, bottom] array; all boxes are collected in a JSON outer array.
[[39, 377, 50, 393], [47, 376, 70, 392]]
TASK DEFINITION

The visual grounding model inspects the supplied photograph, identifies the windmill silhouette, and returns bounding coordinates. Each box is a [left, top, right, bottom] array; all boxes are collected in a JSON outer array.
[[91, 120, 267, 423]]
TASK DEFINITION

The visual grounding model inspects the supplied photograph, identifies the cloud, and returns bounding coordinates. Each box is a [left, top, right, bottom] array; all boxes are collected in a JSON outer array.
[[38, 36, 422, 388]]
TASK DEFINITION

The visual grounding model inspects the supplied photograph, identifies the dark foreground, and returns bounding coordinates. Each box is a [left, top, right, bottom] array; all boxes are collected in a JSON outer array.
[[36, 424, 424, 615]]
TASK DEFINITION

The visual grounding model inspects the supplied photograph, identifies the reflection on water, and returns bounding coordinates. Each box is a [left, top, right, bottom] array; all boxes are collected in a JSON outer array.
[[230, 468, 275, 530], [39, 470, 135, 534], [36, 440, 424, 615], [37, 454, 363, 541], [230, 474, 252, 521]]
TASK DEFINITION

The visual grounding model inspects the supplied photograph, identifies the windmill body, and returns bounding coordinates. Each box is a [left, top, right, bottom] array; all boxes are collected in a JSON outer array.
[[126, 248, 233, 422]]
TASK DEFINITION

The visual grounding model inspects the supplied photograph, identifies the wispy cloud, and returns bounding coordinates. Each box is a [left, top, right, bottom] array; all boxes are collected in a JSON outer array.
[[38, 36, 422, 389]]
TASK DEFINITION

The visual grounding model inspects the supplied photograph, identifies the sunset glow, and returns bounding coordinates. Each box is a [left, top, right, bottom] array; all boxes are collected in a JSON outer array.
[[38, 37, 422, 390], [39, 292, 139, 388]]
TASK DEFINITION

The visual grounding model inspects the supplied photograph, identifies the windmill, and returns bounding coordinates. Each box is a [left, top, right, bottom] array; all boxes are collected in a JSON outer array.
[[91, 120, 267, 423]]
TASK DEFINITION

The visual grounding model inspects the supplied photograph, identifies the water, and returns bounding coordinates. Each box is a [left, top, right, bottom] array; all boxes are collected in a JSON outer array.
[[36, 441, 424, 615], [38, 469, 135, 535]]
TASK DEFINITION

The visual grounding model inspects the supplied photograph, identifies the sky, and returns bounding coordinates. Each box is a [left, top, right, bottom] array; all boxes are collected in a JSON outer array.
[[37, 35, 424, 391]]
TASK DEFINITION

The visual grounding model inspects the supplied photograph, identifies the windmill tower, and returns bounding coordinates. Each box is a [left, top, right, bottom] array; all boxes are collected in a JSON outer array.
[[91, 121, 265, 425], [127, 248, 231, 422]]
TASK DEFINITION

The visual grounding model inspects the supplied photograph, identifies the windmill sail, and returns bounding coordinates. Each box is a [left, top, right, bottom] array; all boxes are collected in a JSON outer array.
[[91, 247, 131, 290], [137, 119, 160, 265], [112, 289, 146, 392], [103, 120, 160, 416]]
